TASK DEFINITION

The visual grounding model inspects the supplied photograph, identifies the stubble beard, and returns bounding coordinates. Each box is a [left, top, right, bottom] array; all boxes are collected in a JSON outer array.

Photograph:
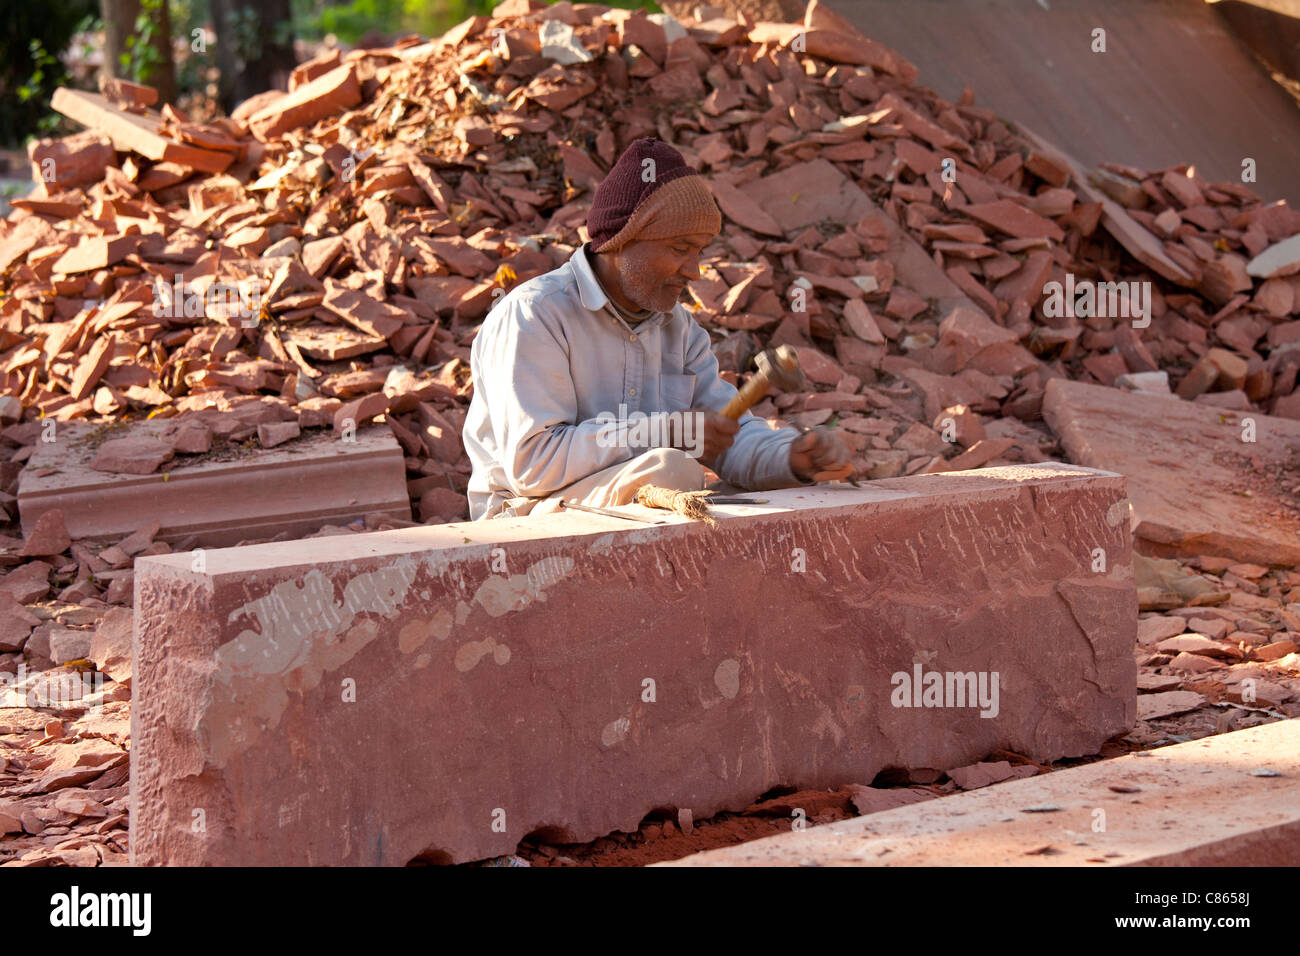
[[619, 246, 682, 314]]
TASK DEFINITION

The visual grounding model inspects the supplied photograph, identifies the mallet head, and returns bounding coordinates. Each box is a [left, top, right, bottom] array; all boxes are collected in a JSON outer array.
[[753, 344, 806, 394]]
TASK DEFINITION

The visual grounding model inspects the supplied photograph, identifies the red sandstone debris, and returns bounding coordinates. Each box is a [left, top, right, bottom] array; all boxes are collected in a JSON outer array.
[[50, 89, 234, 173], [0, 1, 1294, 540]]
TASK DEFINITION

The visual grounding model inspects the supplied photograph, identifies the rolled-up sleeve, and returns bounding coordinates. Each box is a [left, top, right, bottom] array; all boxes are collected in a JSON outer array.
[[681, 320, 812, 491], [474, 295, 671, 498]]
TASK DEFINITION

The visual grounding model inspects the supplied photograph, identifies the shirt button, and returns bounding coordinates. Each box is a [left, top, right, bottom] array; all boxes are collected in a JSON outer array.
[[629, 388, 637, 396], [629, 333, 636, 341]]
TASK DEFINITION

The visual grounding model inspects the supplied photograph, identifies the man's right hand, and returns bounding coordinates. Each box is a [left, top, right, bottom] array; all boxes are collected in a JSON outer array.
[[671, 409, 738, 466]]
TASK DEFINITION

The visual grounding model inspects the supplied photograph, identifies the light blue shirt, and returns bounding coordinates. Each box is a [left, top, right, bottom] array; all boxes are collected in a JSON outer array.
[[463, 242, 806, 520]]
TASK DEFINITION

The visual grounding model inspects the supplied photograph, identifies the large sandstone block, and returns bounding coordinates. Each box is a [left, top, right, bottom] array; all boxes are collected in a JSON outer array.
[[18, 422, 409, 547], [1043, 378, 1300, 565], [666, 719, 1300, 866], [131, 463, 1135, 866]]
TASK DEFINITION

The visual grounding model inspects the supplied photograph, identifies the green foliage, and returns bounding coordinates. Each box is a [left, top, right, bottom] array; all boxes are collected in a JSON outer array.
[[0, 0, 99, 147], [120, 0, 168, 82], [293, 0, 661, 45], [170, 0, 216, 95]]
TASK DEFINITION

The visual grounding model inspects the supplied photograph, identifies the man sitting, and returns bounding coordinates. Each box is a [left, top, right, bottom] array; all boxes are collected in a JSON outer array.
[[463, 137, 851, 521]]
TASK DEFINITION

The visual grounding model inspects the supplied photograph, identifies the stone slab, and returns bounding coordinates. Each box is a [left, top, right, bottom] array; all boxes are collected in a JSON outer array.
[[130, 462, 1134, 866], [1042, 378, 1300, 565], [739, 158, 875, 233], [51, 88, 235, 174], [664, 719, 1300, 866], [18, 421, 410, 548]]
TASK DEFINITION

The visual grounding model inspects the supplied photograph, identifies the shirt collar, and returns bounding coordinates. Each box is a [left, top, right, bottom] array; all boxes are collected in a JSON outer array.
[[571, 242, 610, 313]]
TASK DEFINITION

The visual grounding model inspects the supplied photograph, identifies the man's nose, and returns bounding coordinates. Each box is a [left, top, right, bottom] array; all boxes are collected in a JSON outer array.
[[677, 253, 701, 281]]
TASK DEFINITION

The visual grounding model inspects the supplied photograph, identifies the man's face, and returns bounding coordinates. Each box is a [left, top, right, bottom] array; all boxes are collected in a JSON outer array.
[[616, 234, 712, 313]]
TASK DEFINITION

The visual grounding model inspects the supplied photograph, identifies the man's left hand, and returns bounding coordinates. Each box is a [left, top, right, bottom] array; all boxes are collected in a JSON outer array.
[[789, 427, 854, 482]]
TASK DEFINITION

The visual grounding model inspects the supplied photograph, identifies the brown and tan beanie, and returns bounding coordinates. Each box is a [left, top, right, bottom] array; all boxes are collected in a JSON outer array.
[[587, 138, 722, 254]]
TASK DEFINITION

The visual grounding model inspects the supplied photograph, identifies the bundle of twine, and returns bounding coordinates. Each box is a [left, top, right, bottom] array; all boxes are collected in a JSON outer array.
[[634, 485, 718, 527]]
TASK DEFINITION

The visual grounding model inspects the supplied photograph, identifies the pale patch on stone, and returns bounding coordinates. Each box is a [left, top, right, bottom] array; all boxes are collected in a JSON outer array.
[[455, 636, 511, 672], [714, 658, 741, 699], [414, 653, 431, 669], [208, 562, 416, 764], [473, 556, 575, 617], [455, 600, 472, 625], [398, 618, 434, 654], [221, 562, 416, 677], [600, 714, 631, 748], [430, 606, 454, 640]]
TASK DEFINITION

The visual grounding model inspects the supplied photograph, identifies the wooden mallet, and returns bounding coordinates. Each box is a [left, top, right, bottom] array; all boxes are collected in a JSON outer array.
[[719, 344, 807, 419]]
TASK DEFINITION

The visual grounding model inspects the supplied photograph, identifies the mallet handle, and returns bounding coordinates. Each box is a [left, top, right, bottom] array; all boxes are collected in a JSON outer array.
[[720, 374, 772, 420]]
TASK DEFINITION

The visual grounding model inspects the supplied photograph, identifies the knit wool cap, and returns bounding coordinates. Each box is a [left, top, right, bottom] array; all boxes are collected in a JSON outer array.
[[587, 138, 722, 254]]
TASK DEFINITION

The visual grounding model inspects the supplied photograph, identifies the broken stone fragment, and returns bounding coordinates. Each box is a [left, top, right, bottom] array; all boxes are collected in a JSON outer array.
[[1255, 639, 1299, 661], [0, 395, 22, 425], [297, 396, 343, 429], [947, 437, 1016, 470], [1136, 690, 1207, 720], [257, 420, 301, 448], [333, 392, 389, 433], [48, 626, 93, 665], [842, 785, 936, 816], [89, 606, 133, 685], [117, 519, 162, 557], [1156, 633, 1243, 659], [932, 403, 985, 447], [20, 509, 71, 557], [91, 436, 174, 475], [1136, 615, 1185, 645], [1169, 651, 1222, 673], [947, 760, 1017, 790], [0, 592, 41, 652], [893, 422, 948, 457], [1136, 672, 1183, 692], [419, 487, 468, 523], [163, 420, 213, 455], [1114, 370, 1170, 394], [1245, 233, 1300, 279], [0, 561, 53, 603]]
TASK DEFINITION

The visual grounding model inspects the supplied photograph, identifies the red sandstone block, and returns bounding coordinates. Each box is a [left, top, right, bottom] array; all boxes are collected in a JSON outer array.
[[131, 463, 1134, 865], [18, 420, 409, 547], [1043, 378, 1300, 565]]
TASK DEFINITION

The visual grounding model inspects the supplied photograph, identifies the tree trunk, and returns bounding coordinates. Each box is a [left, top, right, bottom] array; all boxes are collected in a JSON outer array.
[[210, 0, 296, 113], [99, 0, 176, 103]]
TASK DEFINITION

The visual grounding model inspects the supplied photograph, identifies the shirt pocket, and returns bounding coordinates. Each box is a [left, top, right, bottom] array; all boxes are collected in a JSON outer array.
[[659, 372, 696, 412]]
